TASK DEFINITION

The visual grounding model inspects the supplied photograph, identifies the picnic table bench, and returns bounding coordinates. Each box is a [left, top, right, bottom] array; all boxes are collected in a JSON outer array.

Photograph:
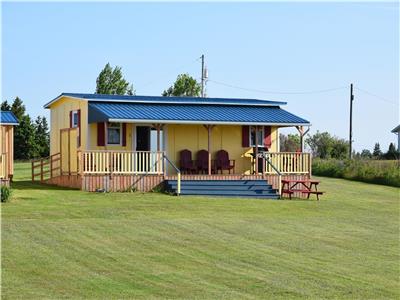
[[281, 179, 324, 200]]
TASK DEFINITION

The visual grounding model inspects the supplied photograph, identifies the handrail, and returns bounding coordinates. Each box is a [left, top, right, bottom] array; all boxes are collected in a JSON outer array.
[[31, 153, 61, 182], [163, 153, 181, 196], [262, 153, 282, 176], [259, 152, 282, 198]]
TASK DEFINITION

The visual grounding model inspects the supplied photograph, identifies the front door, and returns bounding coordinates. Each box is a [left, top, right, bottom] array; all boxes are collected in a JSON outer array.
[[136, 126, 150, 151]]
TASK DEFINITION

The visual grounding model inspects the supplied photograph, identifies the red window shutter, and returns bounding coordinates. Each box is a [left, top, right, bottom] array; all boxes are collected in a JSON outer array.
[[242, 125, 249, 147], [97, 122, 105, 146], [77, 109, 81, 147], [122, 123, 127, 147], [264, 126, 272, 148], [69, 111, 73, 128]]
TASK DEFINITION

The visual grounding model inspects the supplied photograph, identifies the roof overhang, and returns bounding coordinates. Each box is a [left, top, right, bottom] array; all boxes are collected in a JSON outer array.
[[1, 123, 18, 126], [391, 125, 400, 133], [108, 118, 311, 127], [44, 94, 85, 108], [88, 101, 311, 127]]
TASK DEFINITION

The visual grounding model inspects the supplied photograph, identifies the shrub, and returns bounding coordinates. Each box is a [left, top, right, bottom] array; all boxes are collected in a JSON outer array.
[[1, 185, 12, 202], [312, 159, 400, 187]]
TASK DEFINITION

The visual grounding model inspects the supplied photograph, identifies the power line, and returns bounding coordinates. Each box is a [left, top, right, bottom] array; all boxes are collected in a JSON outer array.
[[208, 79, 347, 95], [354, 86, 398, 106]]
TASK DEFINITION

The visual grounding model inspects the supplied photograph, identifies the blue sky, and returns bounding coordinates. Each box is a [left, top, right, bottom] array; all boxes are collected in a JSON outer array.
[[2, 2, 399, 152]]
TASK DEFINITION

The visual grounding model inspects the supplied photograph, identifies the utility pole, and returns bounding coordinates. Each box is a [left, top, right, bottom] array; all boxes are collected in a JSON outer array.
[[201, 54, 205, 97], [349, 83, 354, 159]]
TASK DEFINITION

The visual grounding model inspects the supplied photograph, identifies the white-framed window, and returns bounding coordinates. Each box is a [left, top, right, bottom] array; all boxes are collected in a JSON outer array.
[[249, 126, 264, 147], [107, 122, 122, 145], [72, 110, 79, 128]]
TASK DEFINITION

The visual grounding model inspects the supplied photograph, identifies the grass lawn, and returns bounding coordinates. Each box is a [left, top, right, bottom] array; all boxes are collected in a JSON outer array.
[[2, 162, 399, 299]]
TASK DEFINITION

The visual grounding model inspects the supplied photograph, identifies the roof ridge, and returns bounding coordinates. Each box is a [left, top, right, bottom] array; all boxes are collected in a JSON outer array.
[[44, 92, 287, 108]]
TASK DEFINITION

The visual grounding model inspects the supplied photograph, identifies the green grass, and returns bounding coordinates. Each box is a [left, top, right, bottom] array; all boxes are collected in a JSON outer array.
[[2, 163, 399, 299]]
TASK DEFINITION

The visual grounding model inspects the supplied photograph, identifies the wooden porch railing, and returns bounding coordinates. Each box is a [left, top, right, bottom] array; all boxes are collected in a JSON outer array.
[[0, 153, 6, 179], [78, 150, 165, 175], [32, 153, 61, 182], [264, 152, 311, 175]]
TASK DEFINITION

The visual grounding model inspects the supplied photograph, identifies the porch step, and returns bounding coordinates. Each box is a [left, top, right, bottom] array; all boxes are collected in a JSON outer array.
[[165, 179, 279, 199]]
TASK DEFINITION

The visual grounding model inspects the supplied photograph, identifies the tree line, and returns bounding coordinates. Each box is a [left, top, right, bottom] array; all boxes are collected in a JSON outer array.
[[280, 131, 399, 160], [1, 98, 49, 160]]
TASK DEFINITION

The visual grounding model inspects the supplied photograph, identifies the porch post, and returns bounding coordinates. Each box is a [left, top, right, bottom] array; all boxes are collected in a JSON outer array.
[[68, 129, 71, 176], [296, 126, 310, 152], [156, 124, 164, 151], [104, 122, 107, 151], [255, 126, 258, 174], [208, 125, 212, 176], [296, 126, 304, 152], [156, 124, 164, 173], [157, 126, 160, 151], [59, 129, 63, 175], [152, 124, 164, 152], [204, 125, 215, 176]]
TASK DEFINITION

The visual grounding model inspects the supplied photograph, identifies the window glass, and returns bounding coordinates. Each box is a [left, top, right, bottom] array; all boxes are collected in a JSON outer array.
[[250, 126, 264, 147], [72, 111, 79, 128], [107, 123, 121, 145]]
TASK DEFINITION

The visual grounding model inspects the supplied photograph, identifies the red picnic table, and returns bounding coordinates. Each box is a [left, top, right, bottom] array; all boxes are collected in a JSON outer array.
[[281, 179, 324, 200]]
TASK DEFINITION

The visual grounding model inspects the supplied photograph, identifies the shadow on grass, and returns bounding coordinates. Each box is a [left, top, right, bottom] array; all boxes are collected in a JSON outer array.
[[11, 181, 80, 191]]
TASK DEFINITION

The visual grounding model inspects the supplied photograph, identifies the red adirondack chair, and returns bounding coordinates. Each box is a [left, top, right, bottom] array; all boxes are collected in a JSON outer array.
[[196, 149, 210, 174], [179, 149, 196, 174], [215, 150, 235, 174]]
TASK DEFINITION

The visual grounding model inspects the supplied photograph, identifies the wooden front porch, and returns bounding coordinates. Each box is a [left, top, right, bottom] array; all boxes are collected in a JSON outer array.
[[32, 150, 311, 196]]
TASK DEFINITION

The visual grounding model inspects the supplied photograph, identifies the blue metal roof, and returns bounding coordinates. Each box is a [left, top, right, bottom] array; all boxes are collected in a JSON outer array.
[[88, 102, 310, 126], [44, 93, 287, 108], [1, 111, 19, 125]]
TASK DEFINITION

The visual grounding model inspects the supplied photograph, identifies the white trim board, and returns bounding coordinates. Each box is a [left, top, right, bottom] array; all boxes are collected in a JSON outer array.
[[107, 118, 311, 127]]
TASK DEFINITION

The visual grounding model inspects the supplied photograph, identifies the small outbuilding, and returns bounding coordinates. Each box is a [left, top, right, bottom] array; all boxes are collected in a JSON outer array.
[[0, 111, 19, 185], [36, 93, 313, 197]]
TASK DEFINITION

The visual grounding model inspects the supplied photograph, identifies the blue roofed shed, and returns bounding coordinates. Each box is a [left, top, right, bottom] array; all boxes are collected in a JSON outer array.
[[1, 111, 18, 182]]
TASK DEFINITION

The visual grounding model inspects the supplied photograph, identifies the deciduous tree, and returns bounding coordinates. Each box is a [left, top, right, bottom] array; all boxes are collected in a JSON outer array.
[[279, 133, 300, 152], [162, 74, 201, 97], [360, 149, 372, 159], [306, 131, 348, 159], [96, 63, 134, 95]]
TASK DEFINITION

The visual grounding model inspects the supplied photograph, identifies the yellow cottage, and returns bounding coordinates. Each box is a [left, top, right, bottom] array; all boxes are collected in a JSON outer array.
[[1, 111, 19, 185], [38, 93, 312, 198]]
